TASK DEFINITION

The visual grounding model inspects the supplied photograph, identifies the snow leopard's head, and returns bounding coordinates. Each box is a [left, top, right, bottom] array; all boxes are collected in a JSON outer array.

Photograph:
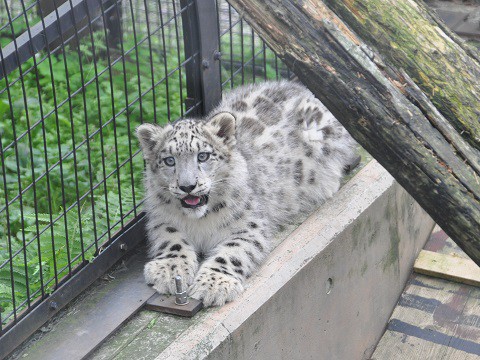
[[137, 112, 236, 218]]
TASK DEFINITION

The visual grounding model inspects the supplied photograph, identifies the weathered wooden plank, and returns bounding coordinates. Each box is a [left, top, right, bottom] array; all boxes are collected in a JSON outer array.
[[373, 273, 480, 358], [414, 250, 480, 287], [394, 276, 469, 332], [423, 225, 471, 259], [373, 330, 450, 359], [88, 310, 162, 360], [375, 326, 480, 359], [450, 288, 480, 344], [442, 348, 480, 360], [90, 310, 209, 360]]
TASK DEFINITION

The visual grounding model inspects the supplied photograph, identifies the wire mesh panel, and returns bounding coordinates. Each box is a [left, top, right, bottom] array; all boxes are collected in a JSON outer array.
[[0, 0, 202, 333], [0, 0, 291, 346], [217, 0, 291, 88]]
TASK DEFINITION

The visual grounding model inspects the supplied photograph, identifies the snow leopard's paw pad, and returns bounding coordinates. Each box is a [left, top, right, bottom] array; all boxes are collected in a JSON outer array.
[[144, 257, 197, 295], [189, 268, 244, 307]]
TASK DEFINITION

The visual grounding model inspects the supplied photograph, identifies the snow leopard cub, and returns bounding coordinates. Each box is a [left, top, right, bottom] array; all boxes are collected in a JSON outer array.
[[137, 80, 357, 306]]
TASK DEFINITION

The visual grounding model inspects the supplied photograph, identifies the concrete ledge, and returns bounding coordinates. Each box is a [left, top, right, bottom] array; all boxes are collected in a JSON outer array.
[[157, 160, 435, 360]]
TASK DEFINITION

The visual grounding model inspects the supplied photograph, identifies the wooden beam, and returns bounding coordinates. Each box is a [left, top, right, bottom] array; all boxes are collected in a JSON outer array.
[[225, 0, 480, 265]]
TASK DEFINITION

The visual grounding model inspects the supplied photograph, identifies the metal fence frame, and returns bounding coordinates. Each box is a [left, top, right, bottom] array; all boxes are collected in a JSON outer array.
[[0, 0, 289, 356]]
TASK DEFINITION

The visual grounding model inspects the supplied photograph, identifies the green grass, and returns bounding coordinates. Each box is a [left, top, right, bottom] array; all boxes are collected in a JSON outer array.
[[0, 5, 285, 326]]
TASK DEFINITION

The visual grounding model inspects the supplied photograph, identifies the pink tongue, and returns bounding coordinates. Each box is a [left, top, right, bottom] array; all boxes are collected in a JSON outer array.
[[184, 196, 201, 206]]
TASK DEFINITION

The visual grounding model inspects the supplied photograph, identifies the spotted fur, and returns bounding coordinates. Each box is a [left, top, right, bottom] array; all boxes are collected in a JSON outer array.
[[137, 80, 357, 306]]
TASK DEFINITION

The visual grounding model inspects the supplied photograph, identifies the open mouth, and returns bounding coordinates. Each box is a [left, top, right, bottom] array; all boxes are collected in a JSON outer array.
[[180, 194, 209, 209]]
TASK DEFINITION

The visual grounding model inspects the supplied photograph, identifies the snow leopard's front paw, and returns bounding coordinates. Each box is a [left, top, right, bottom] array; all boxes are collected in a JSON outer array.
[[189, 268, 244, 307], [144, 257, 198, 295]]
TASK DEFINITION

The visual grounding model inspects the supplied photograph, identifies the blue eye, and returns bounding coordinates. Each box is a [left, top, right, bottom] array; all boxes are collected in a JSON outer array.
[[197, 152, 210, 162], [163, 157, 175, 166]]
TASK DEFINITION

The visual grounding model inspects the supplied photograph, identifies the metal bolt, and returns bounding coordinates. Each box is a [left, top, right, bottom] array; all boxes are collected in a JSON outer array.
[[119, 243, 128, 252], [174, 275, 189, 306], [213, 51, 221, 61], [49, 301, 58, 310], [326, 278, 334, 295], [202, 59, 210, 69]]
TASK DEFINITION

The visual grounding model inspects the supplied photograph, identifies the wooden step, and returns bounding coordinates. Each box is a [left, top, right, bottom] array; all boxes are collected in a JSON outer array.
[[414, 250, 480, 287]]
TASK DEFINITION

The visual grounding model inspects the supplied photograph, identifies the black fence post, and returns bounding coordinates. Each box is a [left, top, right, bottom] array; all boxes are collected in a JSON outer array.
[[180, 0, 202, 117], [181, 0, 222, 117]]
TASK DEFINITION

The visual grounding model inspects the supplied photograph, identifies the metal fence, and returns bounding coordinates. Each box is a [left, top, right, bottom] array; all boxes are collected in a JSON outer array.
[[0, 0, 290, 355]]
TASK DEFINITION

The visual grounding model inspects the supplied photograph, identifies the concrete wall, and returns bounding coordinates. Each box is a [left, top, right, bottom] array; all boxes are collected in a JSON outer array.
[[157, 161, 435, 360]]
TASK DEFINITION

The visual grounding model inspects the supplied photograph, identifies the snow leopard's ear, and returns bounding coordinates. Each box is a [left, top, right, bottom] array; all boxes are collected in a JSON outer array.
[[136, 123, 172, 160], [205, 112, 236, 147]]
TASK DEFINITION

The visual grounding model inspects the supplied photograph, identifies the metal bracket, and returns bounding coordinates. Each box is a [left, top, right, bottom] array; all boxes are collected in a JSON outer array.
[[145, 294, 203, 317], [145, 276, 203, 317]]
